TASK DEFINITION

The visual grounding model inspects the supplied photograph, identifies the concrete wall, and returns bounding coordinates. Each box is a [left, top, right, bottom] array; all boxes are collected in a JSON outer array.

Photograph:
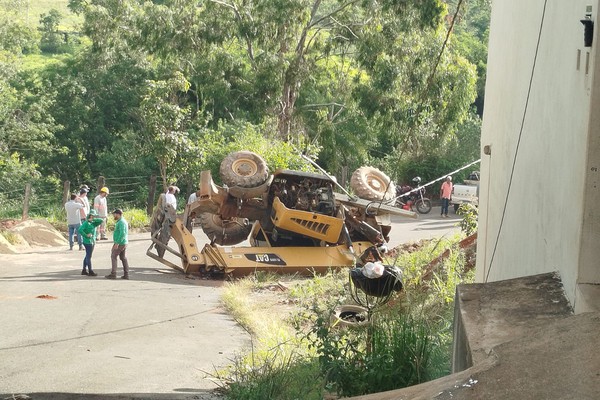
[[476, 0, 599, 307], [579, 13, 600, 286]]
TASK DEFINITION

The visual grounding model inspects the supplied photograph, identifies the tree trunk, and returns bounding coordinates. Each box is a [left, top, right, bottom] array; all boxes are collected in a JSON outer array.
[[277, 81, 297, 139], [276, 0, 322, 140], [159, 160, 168, 191]]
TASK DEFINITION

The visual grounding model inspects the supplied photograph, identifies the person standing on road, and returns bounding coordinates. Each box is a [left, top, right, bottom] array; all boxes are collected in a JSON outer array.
[[440, 176, 453, 218], [105, 208, 130, 280], [76, 188, 90, 222], [65, 194, 84, 251], [93, 187, 110, 240], [78, 210, 104, 276], [165, 185, 179, 210]]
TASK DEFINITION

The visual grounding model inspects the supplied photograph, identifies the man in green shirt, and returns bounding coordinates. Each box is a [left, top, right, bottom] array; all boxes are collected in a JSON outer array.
[[78, 210, 104, 276], [105, 208, 130, 280]]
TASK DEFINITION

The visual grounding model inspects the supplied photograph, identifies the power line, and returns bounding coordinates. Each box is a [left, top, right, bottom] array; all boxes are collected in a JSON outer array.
[[485, 0, 548, 283]]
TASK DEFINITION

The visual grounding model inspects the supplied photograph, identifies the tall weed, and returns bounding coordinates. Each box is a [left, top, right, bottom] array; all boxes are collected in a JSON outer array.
[[220, 343, 323, 400]]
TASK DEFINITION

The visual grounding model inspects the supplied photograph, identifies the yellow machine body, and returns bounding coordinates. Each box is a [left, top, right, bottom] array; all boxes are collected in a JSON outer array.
[[147, 218, 374, 277], [147, 161, 417, 277]]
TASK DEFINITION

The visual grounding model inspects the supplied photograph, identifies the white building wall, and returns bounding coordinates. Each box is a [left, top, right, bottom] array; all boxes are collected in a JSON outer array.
[[475, 0, 598, 307]]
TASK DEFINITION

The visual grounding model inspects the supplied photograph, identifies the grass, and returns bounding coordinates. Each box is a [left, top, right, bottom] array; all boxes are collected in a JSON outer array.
[[223, 345, 323, 400], [19, 52, 73, 71], [218, 237, 475, 399], [0, 230, 21, 245], [17, 0, 82, 31], [106, 208, 150, 231], [217, 273, 323, 399]]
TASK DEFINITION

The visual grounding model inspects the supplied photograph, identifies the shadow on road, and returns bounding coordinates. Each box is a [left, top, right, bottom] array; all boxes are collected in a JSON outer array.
[[0, 267, 226, 288]]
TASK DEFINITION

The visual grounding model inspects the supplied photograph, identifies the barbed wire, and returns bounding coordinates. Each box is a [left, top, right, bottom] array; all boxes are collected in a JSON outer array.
[[104, 175, 150, 181], [1, 175, 166, 219]]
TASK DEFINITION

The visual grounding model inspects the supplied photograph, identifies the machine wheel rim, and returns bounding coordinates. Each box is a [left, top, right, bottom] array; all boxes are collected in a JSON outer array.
[[231, 159, 259, 178]]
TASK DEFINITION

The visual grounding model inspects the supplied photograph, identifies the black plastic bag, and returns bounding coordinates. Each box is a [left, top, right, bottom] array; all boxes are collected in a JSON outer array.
[[350, 265, 403, 297]]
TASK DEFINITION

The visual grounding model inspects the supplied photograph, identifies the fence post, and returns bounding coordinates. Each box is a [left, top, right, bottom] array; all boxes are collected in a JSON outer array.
[[62, 180, 71, 205], [22, 183, 31, 221], [147, 175, 157, 216], [96, 176, 106, 195]]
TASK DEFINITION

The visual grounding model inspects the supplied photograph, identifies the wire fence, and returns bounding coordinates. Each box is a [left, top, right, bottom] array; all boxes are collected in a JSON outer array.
[[0, 175, 172, 220]]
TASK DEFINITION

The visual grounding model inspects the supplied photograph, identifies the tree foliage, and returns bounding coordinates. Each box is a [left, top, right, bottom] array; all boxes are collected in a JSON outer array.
[[0, 0, 490, 209]]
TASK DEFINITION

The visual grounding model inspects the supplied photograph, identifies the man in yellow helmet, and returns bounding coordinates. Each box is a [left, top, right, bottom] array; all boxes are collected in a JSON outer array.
[[94, 186, 110, 240]]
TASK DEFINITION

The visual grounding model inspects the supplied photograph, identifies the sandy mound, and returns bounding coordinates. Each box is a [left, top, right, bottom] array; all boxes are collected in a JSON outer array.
[[0, 232, 18, 254], [9, 219, 68, 248]]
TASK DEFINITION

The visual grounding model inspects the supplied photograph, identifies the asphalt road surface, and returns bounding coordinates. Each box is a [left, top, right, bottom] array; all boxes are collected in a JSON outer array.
[[387, 210, 462, 248], [0, 212, 459, 399]]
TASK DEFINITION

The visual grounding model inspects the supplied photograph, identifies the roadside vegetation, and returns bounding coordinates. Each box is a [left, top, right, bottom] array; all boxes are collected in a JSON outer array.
[[0, 202, 149, 232], [217, 233, 475, 399]]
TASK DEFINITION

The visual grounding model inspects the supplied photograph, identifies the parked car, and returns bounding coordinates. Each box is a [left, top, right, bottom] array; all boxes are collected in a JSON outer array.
[[451, 171, 480, 212]]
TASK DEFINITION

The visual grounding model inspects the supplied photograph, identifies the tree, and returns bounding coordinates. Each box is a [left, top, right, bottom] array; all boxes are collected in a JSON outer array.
[[449, 0, 491, 115], [0, 69, 61, 193], [63, 0, 480, 187], [138, 72, 195, 190], [39, 9, 64, 53]]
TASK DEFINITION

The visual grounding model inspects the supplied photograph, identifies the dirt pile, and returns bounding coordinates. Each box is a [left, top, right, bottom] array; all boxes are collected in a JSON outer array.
[[387, 239, 431, 258], [0, 219, 68, 253]]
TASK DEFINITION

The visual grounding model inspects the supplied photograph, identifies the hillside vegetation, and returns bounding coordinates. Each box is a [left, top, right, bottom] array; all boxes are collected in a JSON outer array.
[[13, 0, 80, 29], [1, 0, 489, 216]]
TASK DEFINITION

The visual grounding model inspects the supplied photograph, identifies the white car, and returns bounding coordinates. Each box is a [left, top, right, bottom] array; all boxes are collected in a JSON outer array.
[[451, 172, 479, 212]]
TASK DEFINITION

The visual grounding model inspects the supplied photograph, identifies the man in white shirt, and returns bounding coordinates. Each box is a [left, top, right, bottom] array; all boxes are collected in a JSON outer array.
[[94, 187, 110, 240], [76, 188, 90, 221], [65, 194, 84, 250], [165, 185, 178, 210]]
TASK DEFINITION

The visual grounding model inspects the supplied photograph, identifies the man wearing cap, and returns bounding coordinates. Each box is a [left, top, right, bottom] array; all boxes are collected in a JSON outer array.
[[76, 188, 90, 221], [94, 187, 109, 240], [105, 209, 130, 280], [78, 210, 104, 276]]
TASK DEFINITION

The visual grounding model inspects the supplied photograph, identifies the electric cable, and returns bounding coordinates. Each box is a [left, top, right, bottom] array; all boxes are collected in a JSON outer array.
[[485, 0, 548, 283]]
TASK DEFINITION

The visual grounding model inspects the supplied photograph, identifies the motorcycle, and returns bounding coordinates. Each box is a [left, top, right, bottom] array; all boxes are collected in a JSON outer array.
[[395, 177, 432, 214]]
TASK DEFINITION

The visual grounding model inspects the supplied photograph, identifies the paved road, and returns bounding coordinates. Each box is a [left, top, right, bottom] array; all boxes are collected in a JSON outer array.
[[0, 212, 460, 399], [0, 232, 247, 399], [387, 211, 462, 248]]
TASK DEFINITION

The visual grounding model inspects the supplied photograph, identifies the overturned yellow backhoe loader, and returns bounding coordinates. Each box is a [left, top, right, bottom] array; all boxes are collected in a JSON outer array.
[[147, 151, 416, 277]]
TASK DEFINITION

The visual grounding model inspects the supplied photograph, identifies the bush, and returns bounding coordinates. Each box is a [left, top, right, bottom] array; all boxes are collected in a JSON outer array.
[[382, 113, 481, 186], [458, 203, 478, 236], [198, 121, 320, 186], [304, 301, 451, 397], [106, 208, 149, 230]]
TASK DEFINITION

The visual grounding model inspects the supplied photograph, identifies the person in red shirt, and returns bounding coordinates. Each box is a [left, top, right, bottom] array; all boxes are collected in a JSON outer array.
[[440, 176, 453, 218]]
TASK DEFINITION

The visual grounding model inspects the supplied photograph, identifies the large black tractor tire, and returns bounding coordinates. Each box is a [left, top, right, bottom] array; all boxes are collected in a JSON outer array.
[[350, 166, 396, 201], [220, 151, 269, 189], [199, 213, 251, 246], [415, 198, 432, 214]]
